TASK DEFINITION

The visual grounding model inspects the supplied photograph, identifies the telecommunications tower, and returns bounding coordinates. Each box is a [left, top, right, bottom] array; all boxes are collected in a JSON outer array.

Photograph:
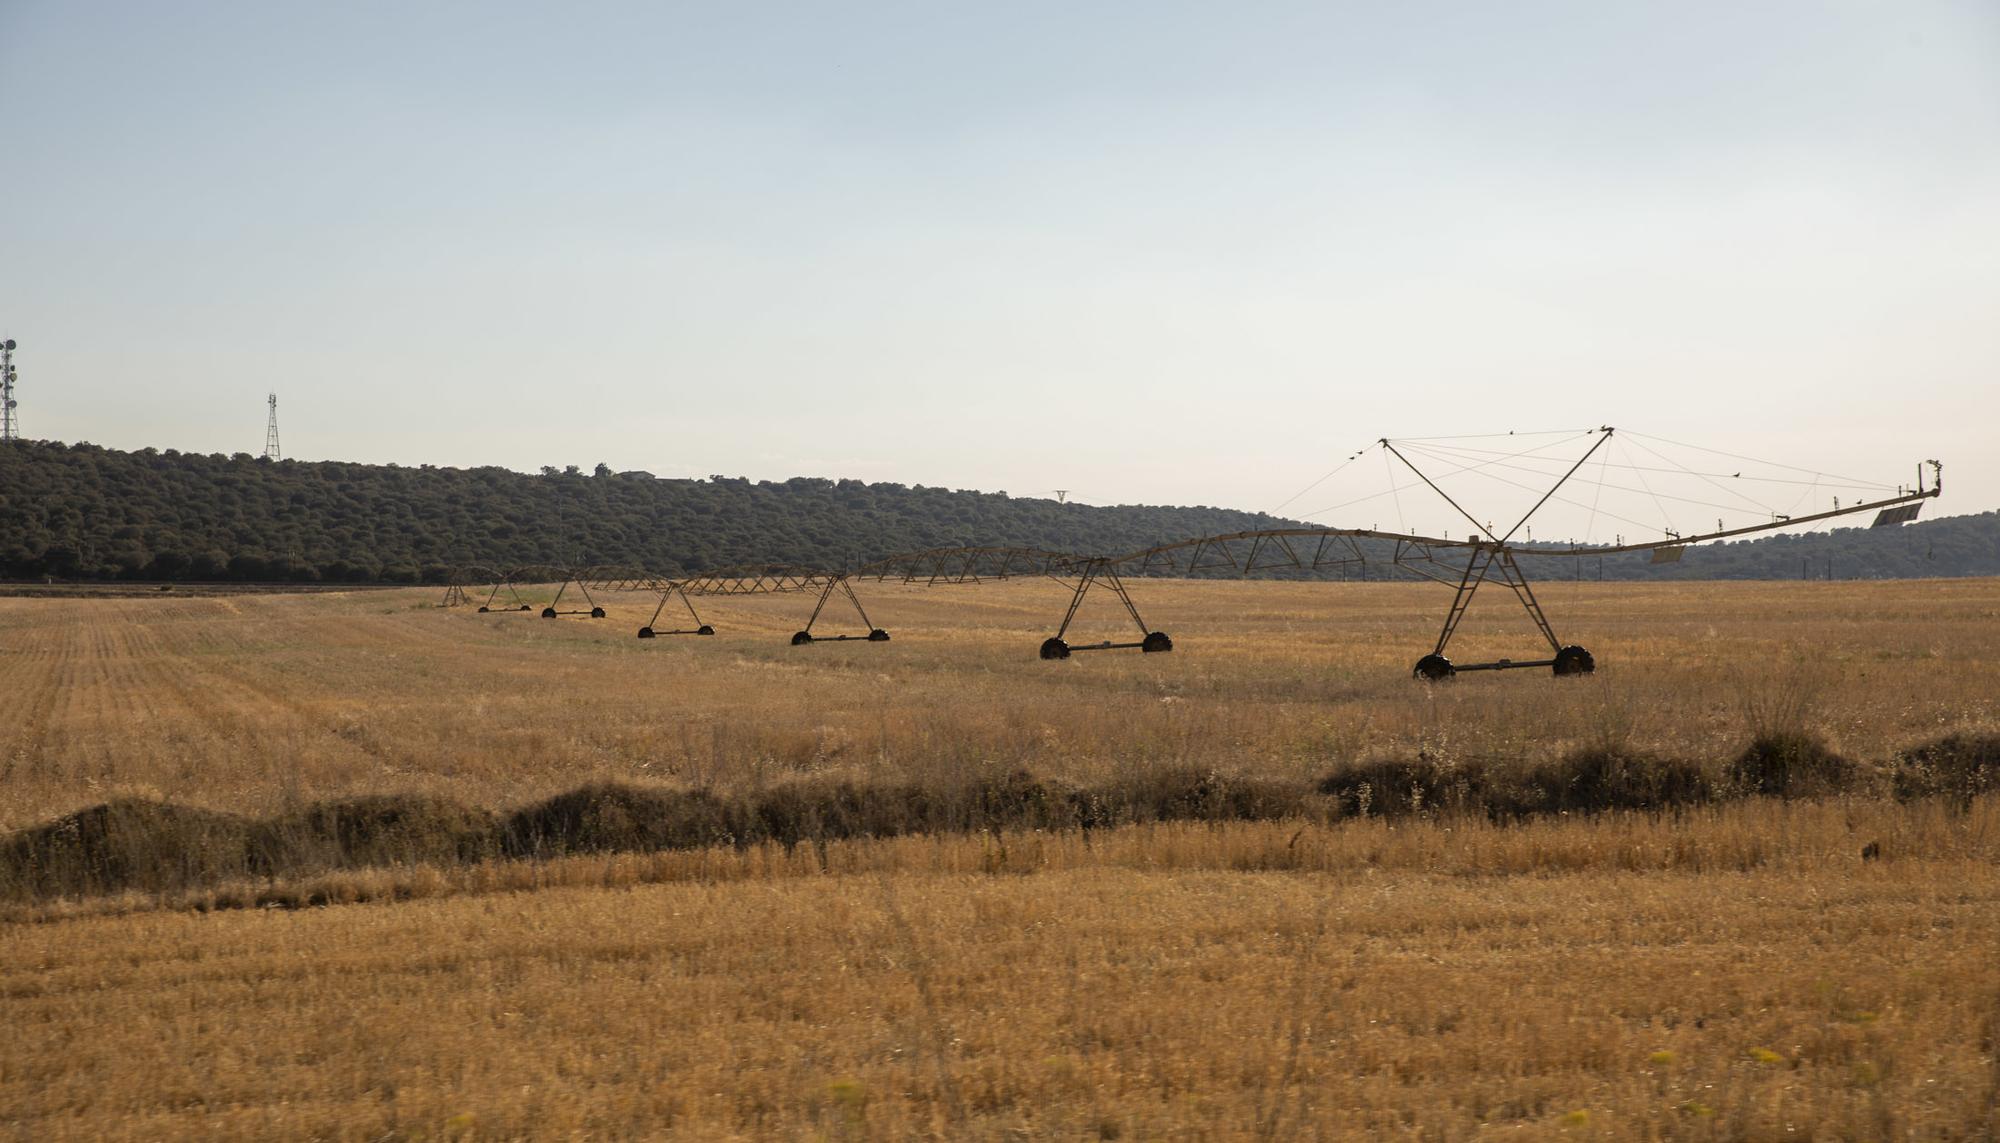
[[1, 338, 18, 442], [262, 392, 281, 460]]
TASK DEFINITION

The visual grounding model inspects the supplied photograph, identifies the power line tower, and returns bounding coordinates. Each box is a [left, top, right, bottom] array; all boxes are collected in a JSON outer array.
[[1, 338, 18, 442], [262, 392, 281, 460]]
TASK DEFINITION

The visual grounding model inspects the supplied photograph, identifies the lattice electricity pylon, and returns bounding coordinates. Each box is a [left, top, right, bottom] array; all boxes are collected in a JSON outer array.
[[1037, 557, 1171, 659], [790, 576, 889, 645], [263, 393, 281, 461], [636, 582, 714, 639], [1, 338, 20, 443]]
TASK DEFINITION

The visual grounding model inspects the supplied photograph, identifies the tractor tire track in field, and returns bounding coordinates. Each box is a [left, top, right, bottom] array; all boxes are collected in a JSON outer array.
[[150, 605, 426, 781], [116, 617, 258, 761], [0, 619, 78, 788], [53, 618, 128, 783], [120, 619, 279, 769]]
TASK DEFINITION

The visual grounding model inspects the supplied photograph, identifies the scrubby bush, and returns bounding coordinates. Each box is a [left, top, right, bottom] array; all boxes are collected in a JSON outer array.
[[1893, 732, 2000, 805], [1727, 732, 1855, 797], [1317, 755, 1472, 818], [6, 735, 1989, 905], [1516, 745, 1709, 814]]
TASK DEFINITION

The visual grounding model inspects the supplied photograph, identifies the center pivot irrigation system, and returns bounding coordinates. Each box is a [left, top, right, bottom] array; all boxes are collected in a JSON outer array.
[[448, 563, 616, 617], [441, 429, 1943, 679]]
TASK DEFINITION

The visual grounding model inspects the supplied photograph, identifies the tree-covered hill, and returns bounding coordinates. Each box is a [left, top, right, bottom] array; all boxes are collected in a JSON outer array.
[[1516, 509, 2000, 582], [0, 441, 1300, 582], [1262, 511, 1997, 583], [1, 440, 1994, 583]]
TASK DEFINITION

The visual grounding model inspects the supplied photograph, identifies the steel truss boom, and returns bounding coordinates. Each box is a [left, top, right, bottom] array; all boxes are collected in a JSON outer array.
[[479, 443, 1942, 678], [852, 546, 1082, 585], [1098, 527, 1465, 581], [1527, 480, 1941, 556]]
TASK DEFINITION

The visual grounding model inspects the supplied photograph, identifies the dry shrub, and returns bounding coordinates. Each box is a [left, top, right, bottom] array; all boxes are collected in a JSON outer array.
[[499, 772, 1086, 858], [1316, 754, 1471, 817], [0, 794, 504, 902], [1728, 732, 1856, 797], [964, 768, 1080, 830], [1893, 732, 2000, 804], [502, 784, 739, 857], [501, 768, 1302, 860], [1320, 747, 1708, 819], [1515, 745, 1710, 814], [1106, 765, 1314, 826], [745, 778, 953, 849], [1737, 665, 1828, 740], [0, 799, 255, 899], [0, 768, 1324, 903], [262, 794, 500, 870], [0, 739, 1968, 904]]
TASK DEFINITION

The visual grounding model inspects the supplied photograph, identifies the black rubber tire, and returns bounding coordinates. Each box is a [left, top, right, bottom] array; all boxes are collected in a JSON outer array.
[[637, 627, 656, 639], [867, 628, 891, 642], [541, 607, 558, 619], [696, 625, 715, 636], [1413, 653, 1456, 681], [518, 604, 532, 611], [477, 606, 489, 613], [590, 607, 606, 619], [1141, 630, 1174, 654], [1039, 637, 1071, 661], [791, 631, 814, 646], [1553, 645, 1596, 676]]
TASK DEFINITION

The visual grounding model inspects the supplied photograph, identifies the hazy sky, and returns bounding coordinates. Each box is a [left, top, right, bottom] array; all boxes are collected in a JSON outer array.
[[3, 1, 1995, 529]]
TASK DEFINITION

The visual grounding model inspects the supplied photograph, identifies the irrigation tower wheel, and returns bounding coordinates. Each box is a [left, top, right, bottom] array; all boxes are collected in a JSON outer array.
[[1413, 654, 1455, 681], [1552, 645, 1596, 676]]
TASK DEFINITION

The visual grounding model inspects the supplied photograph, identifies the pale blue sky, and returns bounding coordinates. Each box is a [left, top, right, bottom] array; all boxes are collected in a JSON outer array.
[[3, 1, 1995, 536]]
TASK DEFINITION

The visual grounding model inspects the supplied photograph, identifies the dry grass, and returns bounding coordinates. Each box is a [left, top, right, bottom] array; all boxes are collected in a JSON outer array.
[[3, 803, 1998, 1139], [2, 578, 1998, 1138], [1, 577, 1995, 830]]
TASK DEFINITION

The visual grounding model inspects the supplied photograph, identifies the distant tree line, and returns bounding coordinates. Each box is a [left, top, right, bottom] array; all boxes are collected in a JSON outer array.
[[1510, 509, 2000, 582], [0, 441, 1991, 583], [0, 441, 1297, 583]]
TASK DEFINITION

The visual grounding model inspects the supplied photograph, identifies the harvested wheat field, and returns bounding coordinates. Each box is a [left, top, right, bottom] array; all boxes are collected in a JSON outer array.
[[2, 576, 1996, 825], [2, 578, 1999, 1138]]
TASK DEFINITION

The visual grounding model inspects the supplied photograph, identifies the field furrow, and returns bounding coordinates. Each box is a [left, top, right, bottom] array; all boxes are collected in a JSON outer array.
[[0, 580, 1996, 1139]]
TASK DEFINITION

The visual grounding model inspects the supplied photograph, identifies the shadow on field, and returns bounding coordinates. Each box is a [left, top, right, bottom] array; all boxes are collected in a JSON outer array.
[[5, 732, 1997, 905]]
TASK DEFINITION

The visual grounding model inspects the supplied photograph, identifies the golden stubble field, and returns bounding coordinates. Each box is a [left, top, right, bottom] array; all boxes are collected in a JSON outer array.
[[1, 575, 1995, 828], [2, 577, 1999, 1139]]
